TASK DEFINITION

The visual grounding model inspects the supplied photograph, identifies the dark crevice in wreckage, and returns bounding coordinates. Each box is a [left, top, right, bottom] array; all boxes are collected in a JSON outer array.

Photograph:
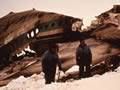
[[0, 27, 37, 67]]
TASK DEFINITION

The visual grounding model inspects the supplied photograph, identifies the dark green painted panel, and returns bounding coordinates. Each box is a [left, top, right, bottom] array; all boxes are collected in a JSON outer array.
[[38, 19, 64, 32]]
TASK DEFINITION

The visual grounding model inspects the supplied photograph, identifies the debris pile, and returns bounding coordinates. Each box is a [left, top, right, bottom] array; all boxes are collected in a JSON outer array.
[[91, 5, 120, 29], [87, 5, 120, 43]]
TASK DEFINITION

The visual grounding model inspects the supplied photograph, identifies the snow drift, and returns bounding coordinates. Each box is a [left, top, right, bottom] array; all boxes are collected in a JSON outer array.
[[0, 65, 120, 90]]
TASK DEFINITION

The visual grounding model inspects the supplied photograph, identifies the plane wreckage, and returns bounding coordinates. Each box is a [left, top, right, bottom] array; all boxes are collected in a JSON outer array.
[[0, 6, 120, 67], [0, 6, 120, 85], [0, 9, 83, 65]]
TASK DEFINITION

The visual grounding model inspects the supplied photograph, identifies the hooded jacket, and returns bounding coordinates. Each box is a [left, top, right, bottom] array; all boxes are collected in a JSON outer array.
[[42, 50, 62, 73], [76, 44, 92, 65]]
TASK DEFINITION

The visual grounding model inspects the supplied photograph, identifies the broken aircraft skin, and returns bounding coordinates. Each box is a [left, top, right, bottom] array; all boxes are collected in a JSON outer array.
[[0, 9, 83, 65]]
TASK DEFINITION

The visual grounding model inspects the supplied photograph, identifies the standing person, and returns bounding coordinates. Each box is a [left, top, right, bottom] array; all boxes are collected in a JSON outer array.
[[42, 43, 63, 84], [76, 39, 92, 79]]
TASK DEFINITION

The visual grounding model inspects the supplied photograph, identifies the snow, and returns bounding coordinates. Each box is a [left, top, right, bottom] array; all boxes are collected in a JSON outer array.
[[17, 46, 35, 57], [1, 66, 120, 90], [65, 65, 79, 73]]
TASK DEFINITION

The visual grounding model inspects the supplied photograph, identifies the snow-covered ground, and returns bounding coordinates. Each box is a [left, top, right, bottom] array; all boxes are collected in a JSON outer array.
[[0, 65, 120, 90]]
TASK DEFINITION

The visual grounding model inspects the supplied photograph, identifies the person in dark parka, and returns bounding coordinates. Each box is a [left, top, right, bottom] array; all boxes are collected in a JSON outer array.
[[76, 39, 92, 78], [42, 44, 62, 84]]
